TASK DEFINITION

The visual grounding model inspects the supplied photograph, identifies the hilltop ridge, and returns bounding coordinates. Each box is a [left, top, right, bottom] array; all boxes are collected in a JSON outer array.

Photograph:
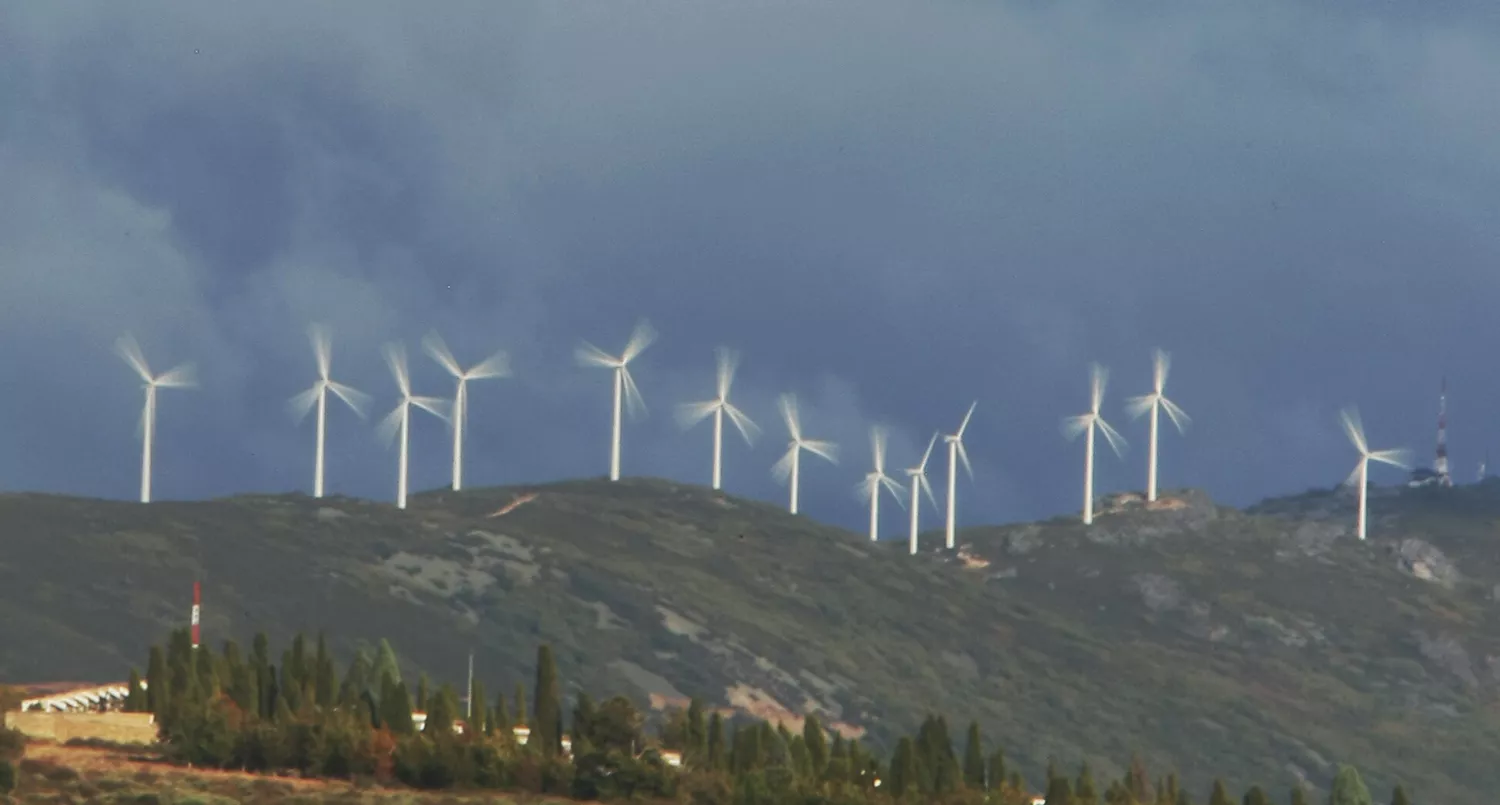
[[2, 478, 1499, 802]]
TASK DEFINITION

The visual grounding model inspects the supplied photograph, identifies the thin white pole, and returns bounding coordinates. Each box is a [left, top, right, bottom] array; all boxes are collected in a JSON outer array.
[[945, 441, 958, 549], [140, 386, 156, 504], [610, 369, 623, 481], [908, 479, 920, 554], [712, 406, 723, 490], [789, 449, 801, 514], [397, 403, 410, 509], [453, 379, 466, 491], [1146, 398, 1159, 502], [1083, 423, 1096, 525], [314, 384, 327, 498]]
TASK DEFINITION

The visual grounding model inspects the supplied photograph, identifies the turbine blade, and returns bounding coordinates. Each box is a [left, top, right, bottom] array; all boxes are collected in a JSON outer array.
[[1097, 417, 1128, 457], [155, 363, 197, 389], [575, 341, 620, 369], [327, 381, 372, 419], [620, 318, 658, 364], [1061, 413, 1093, 441], [1124, 393, 1156, 421], [113, 334, 154, 383], [675, 400, 719, 430], [802, 438, 839, 464], [779, 393, 802, 442], [715, 346, 739, 400], [410, 395, 452, 422], [621, 366, 648, 420], [1339, 408, 1367, 454], [919, 474, 938, 511], [854, 475, 876, 504], [723, 402, 761, 444], [383, 343, 411, 396], [465, 350, 511, 381], [1369, 448, 1411, 469], [771, 446, 797, 483], [956, 439, 974, 479], [375, 404, 403, 447], [956, 401, 977, 438], [1152, 348, 1171, 394], [916, 431, 938, 472], [880, 474, 907, 506], [421, 331, 464, 378], [1342, 459, 1365, 488], [870, 426, 888, 474], [309, 323, 332, 380], [288, 383, 321, 423], [1090, 363, 1109, 415], [1159, 396, 1191, 432]]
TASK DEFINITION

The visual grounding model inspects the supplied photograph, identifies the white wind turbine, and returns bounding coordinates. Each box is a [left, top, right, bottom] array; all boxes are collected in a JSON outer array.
[[856, 426, 906, 542], [422, 331, 510, 492], [1339, 407, 1410, 541], [771, 393, 838, 515], [288, 325, 371, 499], [114, 334, 196, 504], [575, 319, 657, 482], [942, 402, 977, 550], [1062, 363, 1127, 525], [1125, 349, 1191, 503], [905, 432, 940, 554], [376, 343, 450, 510], [675, 347, 759, 490]]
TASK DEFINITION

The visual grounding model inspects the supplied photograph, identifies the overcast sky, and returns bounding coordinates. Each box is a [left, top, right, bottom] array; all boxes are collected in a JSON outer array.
[[2, 1, 1497, 535]]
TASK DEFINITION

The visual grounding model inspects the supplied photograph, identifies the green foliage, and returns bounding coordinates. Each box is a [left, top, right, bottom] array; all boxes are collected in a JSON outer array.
[[1208, 779, 1232, 805], [1289, 785, 1308, 805], [1389, 783, 1410, 805], [1330, 765, 1373, 805], [533, 643, 562, 756], [0, 759, 13, 795], [963, 720, 985, 789], [1241, 784, 1270, 805]]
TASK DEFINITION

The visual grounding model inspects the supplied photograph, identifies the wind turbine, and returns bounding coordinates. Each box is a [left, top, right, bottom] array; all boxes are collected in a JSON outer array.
[[422, 331, 509, 492], [905, 432, 940, 555], [1125, 349, 1191, 502], [856, 426, 906, 542], [376, 343, 450, 510], [942, 402, 977, 550], [1339, 407, 1410, 541], [771, 393, 838, 515], [675, 347, 759, 490], [114, 334, 196, 504], [288, 325, 371, 499], [1062, 364, 1127, 525], [575, 319, 657, 482]]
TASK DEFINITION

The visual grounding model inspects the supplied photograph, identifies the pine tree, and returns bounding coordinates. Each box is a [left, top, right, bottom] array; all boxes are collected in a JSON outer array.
[[313, 632, 335, 707], [1329, 766, 1372, 805], [533, 644, 562, 756], [1075, 763, 1099, 805], [1208, 779, 1232, 805], [1241, 785, 1270, 805], [803, 714, 828, 778], [1389, 784, 1410, 805], [963, 721, 985, 789], [1289, 784, 1308, 805], [707, 711, 727, 771]]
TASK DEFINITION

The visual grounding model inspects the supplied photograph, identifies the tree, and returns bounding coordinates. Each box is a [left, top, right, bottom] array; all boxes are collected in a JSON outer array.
[[887, 737, 918, 796], [493, 689, 512, 731], [1289, 784, 1308, 805], [1389, 784, 1410, 805], [416, 673, 429, 712], [514, 681, 527, 726], [802, 713, 828, 779], [1125, 755, 1154, 803], [533, 644, 563, 756], [1075, 763, 1099, 805], [687, 698, 707, 760], [707, 711, 727, 771], [1208, 779, 1232, 805], [425, 684, 457, 735], [469, 678, 487, 735], [380, 675, 415, 735], [986, 749, 1006, 792], [145, 645, 168, 715], [1241, 785, 1270, 805], [125, 669, 147, 712], [373, 638, 401, 686], [1044, 768, 1074, 805], [313, 632, 336, 707], [963, 721, 985, 789], [1329, 765, 1372, 805]]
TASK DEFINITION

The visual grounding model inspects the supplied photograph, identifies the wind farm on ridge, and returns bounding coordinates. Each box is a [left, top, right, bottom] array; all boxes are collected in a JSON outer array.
[[113, 319, 1427, 547]]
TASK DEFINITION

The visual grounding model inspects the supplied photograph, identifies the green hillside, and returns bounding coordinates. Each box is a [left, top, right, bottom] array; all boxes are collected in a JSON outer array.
[[2, 477, 1498, 803]]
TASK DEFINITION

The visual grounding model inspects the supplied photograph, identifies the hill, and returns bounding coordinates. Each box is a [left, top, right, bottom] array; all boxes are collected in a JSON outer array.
[[2, 477, 1499, 802]]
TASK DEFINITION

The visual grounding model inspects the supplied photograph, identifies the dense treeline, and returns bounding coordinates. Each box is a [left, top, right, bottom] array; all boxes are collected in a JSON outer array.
[[117, 628, 1408, 805]]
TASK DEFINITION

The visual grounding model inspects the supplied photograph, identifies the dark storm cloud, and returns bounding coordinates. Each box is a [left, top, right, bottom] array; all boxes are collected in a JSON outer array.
[[3, 0, 1500, 533]]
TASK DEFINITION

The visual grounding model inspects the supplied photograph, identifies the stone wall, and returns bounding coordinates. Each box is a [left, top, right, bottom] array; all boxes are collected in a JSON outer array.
[[3, 710, 157, 744]]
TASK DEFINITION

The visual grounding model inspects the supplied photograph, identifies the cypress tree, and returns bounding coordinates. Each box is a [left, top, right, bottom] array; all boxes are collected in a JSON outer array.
[[470, 679, 488, 734], [313, 633, 335, 707], [687, 699, 707, 756], [1241, 785, 1270, 805], [125, 669, 146, 712], [1289, 784, 1308, 805], [1075, 763, 1099, 805], [1044, 766, 1074, 805], [1329, 766, 1372, 805], [494, 689, 511, 731], [425, 684, 457, 735], [1175, 788, 1193, 805], [289, 632, 308, 691], [145, 645, 168, 714], [279, 649, 302, 712], [533, 644, 562, 756], [707, 711, 727, 771], [1126, 755, 1153, 803], [1208, 780, 1232, 805], [803, 714, 828, 778], [572, 692, 596, 748], [986, 749, 1006, 791], [889, 737, 918, 796], [416, 673, 429, 712], [373, 638, 401, 686], [963, 721, 985, 788], [514, 681, 527, 726], [252, 634, 273, 718], [340, 648, 372, 707], [381, 676, 415, 735], [1389, 784, 1410, 805]]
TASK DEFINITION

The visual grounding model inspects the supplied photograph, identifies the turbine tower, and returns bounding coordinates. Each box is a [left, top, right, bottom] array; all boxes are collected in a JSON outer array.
[[114, 334, 196, 504], [856, 426, 905, 542], [289, 324, 370, 498], [905, 432, 939, 555], [1339, 407, 1410, 541], [377, 343, 450, 510], [675, 347, 759, 490], [1125, 349, 1191, 503], [1062, 363, 1127, 525], [422, 331, 510, 492], [942, 402, 976, 550], [771, 393, 838, 515], [1434, 378, 1452, 487], [575, 319, 657, 482]]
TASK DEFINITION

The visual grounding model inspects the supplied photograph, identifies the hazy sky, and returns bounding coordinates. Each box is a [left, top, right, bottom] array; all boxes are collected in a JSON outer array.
[[3, 1, 1497, 534]]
